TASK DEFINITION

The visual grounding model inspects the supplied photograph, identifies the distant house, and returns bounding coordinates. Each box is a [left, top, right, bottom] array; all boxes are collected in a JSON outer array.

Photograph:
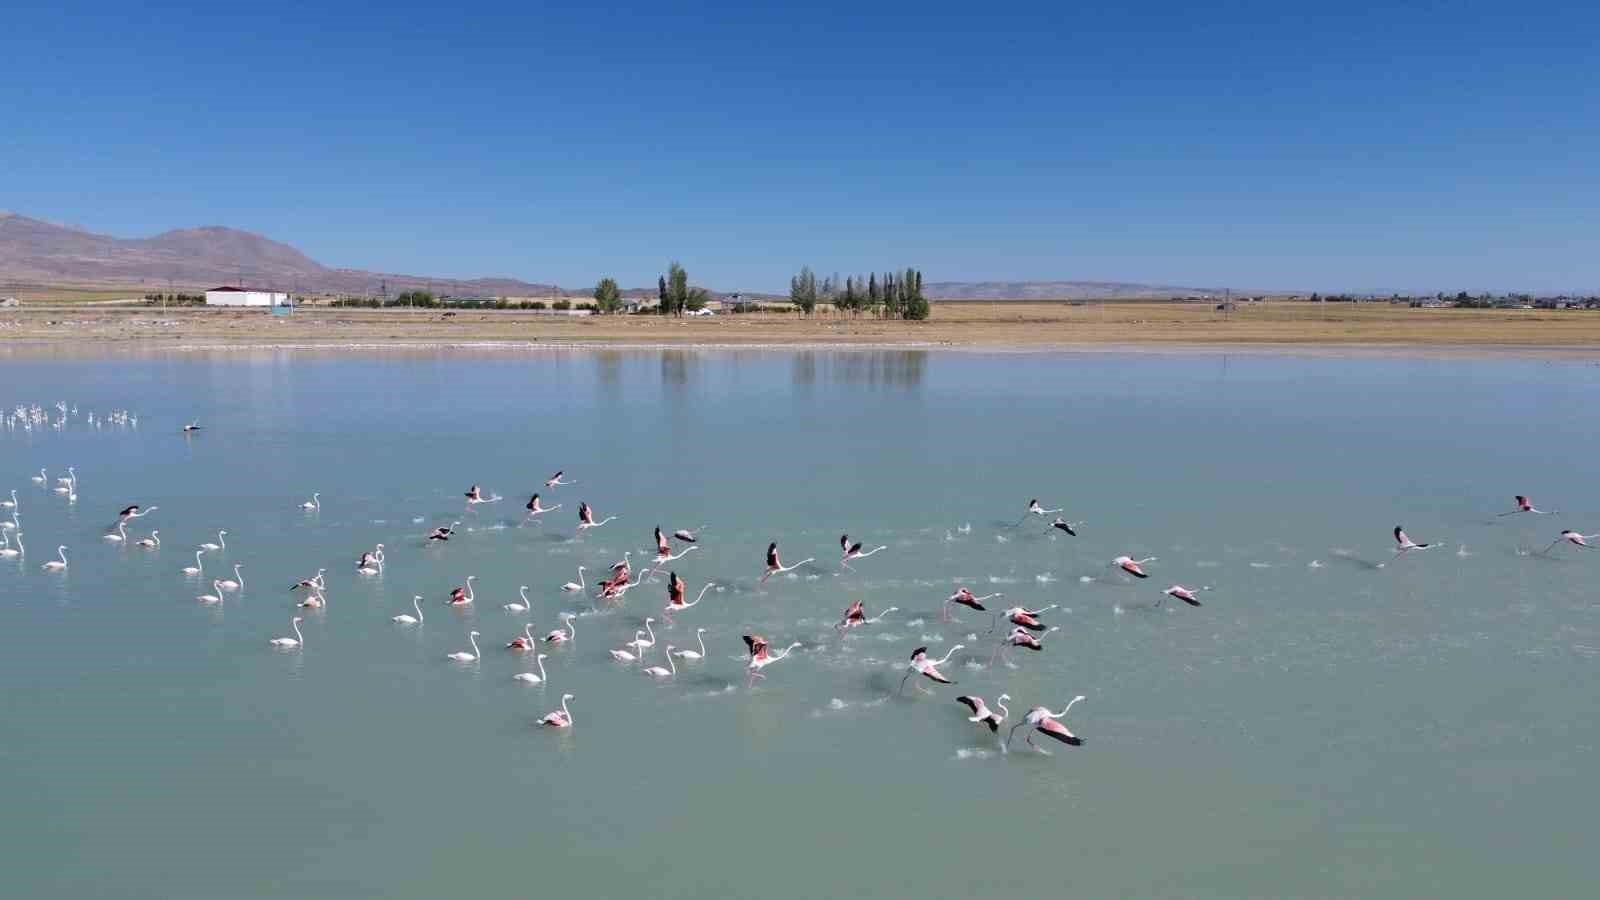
[[205, 286, 289, 307]]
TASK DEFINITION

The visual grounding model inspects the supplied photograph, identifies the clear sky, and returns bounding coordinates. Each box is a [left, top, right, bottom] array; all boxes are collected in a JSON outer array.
[[3, 0, 1596, 293]]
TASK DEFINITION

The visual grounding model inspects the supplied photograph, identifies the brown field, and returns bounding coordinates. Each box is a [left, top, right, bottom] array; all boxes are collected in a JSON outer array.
[[3, 301, 1599, 352]]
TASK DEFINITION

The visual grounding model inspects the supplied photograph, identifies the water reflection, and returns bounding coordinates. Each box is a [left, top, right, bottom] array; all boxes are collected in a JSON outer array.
[[792, 350, 927, 388]]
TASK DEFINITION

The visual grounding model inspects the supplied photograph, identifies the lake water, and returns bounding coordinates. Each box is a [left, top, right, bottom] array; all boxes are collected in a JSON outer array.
[[2, 347, 1597, 899]]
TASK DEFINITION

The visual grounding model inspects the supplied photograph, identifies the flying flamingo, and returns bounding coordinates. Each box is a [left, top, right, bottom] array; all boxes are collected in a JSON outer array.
[[465, 484, 501, 507], [998, 604, 1057, 633], [650, 526, 699, 570], [577, 502, 615, 532], [513, 654, 549, 684], [899, 645, 964, 695], [760, 542, 813, 583], [117, 504, 157, 522], [744, 635, 801, 686], [672, 526, 704, 544], [538, 694, 574, 728], [197, 579, 225, 605], [840, 534, 887, 569], [641, 647, 678, 679], [447, 631, 481, 662], [1010, 498, 1062, 525], [182, 420, 203, 433], [610, 631, 646, 663], [599, 565, 646, 602], [544, 471, 574, 488], [1544, 530, 1598, 553], [837, 599, 898, 630], [1110, 555, 1157, 578], [199, 530, 226, 552], [269, 617, 305, 649], [1500, 495, 1555, 516], [956, 693, 1010, 735], [427, 522, 459, 542], [1160, 585, 1203, 607], [523, 494, 561, 521], [446, 575, 476, 606], [217, 564, 244, 592], [663, 573, 713, 621], [1051, 517, 1080, 536], [1007, 696, 1087, 753], [671, 628, 709, 660], [504, 585, 532, 613], [944, 587, 1003, 622], [560, 566, 586, 594], [544, 613, 576, 645], [506, 624, 535, 651], [1393, 526, 1433, 555], [300, 492, 321, 511], [393, 596, 424, 625], [990, 626, 1057, 666], [290, 568, 326, 591]]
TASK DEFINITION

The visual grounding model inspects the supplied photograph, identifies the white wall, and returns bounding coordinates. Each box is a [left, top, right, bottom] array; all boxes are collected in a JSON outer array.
[[205, 290, 288, 307]]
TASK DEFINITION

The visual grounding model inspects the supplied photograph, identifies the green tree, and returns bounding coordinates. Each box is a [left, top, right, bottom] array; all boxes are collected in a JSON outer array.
[[666, 261, 689, 317], [594, 277, 623, 315], [790, 265, 818, 315], [658, 276, 668, 315]]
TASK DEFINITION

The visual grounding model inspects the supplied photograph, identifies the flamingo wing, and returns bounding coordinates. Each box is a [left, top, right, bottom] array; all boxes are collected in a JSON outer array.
[[1037, 717, 1083, 746], [955, 695, 981, 715]]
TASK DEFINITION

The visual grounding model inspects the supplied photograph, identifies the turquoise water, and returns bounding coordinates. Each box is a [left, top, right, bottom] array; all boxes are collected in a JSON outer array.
[[2, 348, 1597, 899]]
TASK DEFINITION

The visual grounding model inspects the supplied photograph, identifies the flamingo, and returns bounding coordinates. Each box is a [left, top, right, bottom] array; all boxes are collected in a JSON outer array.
[[217, 564, 244, 592], [838, 600, 897, 630], [610, 631, 646, 663], [672, 526, 704, 544], [504, 585, 532, 613], [53, 467, 76, 494], [1051, 517, 1080, 536], [300, 492, 321, 511], [447, 631, 482, 662], [1007, 696, 1087, 753], [42, 545, 68, 571], [625, 618, 657, 654], [544, 471, 574, 488], [899, 645, 963, 694], [0, 531, 21, 558], [663, 574, 713, 621], [357, 544, 384, 572], [990, 626, 1057, 666], [183, 550, 205, 577], [1500, 495, 1555, 516], [545, 613, 576, 645], [997, 604, 1056, 633], [744, 635, 801, 685], [641, 647, 678, 679], [506, 624, 536, 651], [182, 420, 203, 433], [538, 693, 574, 728], [199, 530, 227, 552], [104, 522, 128, 543], [523, 494, 561, 521], [840, 534, 887, 569], [296, 588, 327, 609], [577, 502, 615, 532], [197, 579, 225, 605], [31, 468, 46, 485], [1110, 555, 1157, 578], [513, 654, 549, 684], [1393, 526, 1433, 555], [1, 511, 15, 531], [1, 489, 17, 509], [1160, 585, 1203, 607], [760, 542, 813, 583], [427, 522, 460, 541], [956, 693, 1010, 735], [650, 526, 699, 569], [561, 566, 586, 594], [944, 587, 1003, 622], [1010, 498, 1061, 525], [118, 504, 158, 522], [1544, 530, 1598, 553], [270, 617, 305, 649], [465, 485, 501, 506], [671, 628, 709, 660], [290, 568, 326, 591], [446, 575, 476, 606], [393, 595, 425, 625]]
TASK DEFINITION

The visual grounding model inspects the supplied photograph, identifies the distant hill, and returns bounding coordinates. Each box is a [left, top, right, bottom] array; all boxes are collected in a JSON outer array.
[[924, 280, 1222, 300], [0, 212, 565, 297]]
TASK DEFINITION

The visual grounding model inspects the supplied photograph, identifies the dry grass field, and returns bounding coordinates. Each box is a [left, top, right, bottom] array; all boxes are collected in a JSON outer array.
[[3, 301, 1598, 351]]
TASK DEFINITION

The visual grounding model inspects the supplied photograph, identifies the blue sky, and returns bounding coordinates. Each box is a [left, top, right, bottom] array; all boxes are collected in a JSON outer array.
[[3, 1, 1596, 292]]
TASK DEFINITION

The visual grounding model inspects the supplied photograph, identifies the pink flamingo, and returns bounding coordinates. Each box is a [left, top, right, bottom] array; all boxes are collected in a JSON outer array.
[[760, 542, 813, 584], [744, 635, 801, 686], [839, 534, 887, 569], [1110, 555, 1157, 578], [944, 587, 1003, 622], [538, 694, 574, 728], [1007, 697, 1086, 753], [899, 645, 964, 695]]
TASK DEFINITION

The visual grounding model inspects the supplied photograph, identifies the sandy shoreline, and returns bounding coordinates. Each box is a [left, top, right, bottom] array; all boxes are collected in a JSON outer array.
[[3, 304, 1599, 359]]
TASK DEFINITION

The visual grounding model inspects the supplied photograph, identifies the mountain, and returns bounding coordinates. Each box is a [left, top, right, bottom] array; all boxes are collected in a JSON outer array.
[[923, 280, 1222, 300], [0, 212, 560, 297]]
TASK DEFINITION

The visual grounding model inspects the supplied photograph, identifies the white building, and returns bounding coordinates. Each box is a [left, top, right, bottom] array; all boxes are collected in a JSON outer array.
[[205, 286, 290, 307]]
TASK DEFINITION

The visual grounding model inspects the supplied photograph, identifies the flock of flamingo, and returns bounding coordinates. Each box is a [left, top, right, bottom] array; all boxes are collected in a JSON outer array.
[[6, 412, 1596, 756]]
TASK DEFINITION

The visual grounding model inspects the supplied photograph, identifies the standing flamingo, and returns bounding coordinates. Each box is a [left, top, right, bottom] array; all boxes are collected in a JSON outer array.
[[671, 628, 709, 660], [300, 492, 321, 511], [217, 564, 244, 592], [625, 618, 658, 655], [504, 585, 532, 613], [0, 530, 23, 558], [899, 645, 964, 694], [744, 635, 801, 686], [200, 530, 227, 552], [1007, 697, 1087, 753], [183, 550, 206, 577], [610, 631, 646, 663], [393, 596, 425, 625], [561, 566, 586, 594], [197, 579, 225, 605], [42, 545, 68, 571], [545, 613, 577, 645], [513, 654, 549, 684], [447, 631, 481, 662], [446, 575, 476, 606], [641, 647, 678, 679], [270, 617, 305, 649], [760, 542, 814, 583], [839, 534, 887, 569], [538, 694, 574, 728]]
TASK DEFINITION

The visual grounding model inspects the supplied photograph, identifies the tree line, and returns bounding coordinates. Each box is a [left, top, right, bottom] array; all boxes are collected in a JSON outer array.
[[790, 266, 930, 319]]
